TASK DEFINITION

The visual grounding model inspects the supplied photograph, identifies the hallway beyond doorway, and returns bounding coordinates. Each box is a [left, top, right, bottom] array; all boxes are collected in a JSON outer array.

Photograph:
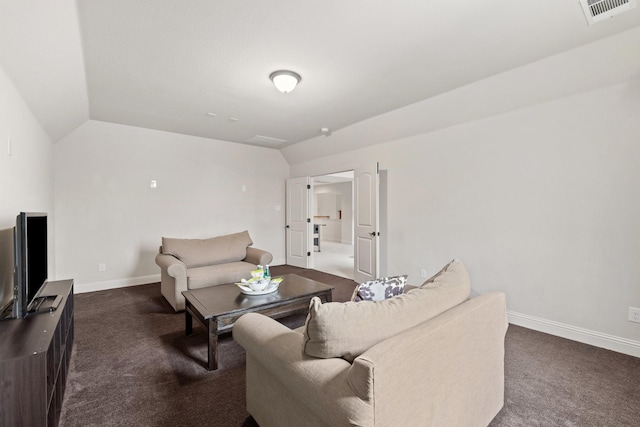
[[314, 241, 354, 280]]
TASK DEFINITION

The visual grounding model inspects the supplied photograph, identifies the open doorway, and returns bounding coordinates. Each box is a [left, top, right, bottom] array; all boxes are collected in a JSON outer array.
[[312, 171, 354, 280]]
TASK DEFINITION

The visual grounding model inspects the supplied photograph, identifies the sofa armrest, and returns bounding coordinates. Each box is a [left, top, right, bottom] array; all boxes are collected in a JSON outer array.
[[234, 313, 372, 426], [155, 252, 187, 277], [244, 246, 273, 266], [155, 252, 188, 311]]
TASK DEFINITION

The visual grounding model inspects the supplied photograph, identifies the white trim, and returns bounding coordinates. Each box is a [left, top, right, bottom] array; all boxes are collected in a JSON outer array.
[[508, 310, 640, 358], [74, 274, 160, 294]]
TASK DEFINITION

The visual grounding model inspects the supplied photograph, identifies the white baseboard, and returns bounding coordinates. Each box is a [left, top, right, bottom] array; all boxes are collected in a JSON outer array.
[[508, 310, 640, 358], [74, 274, 161, 294]]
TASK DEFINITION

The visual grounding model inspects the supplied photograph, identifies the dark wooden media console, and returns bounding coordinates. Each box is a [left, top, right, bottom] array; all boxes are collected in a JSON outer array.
[[0, 279, 74, 427]]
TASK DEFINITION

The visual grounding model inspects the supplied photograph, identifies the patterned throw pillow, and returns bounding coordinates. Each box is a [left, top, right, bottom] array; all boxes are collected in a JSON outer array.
[[351, 275, 408, 302]]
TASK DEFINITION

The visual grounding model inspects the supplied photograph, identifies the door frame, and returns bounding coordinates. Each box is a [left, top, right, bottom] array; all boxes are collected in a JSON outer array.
[[286, 164, 383, 280]]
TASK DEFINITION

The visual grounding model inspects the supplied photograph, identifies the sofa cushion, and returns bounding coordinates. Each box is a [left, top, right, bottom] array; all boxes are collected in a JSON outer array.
[[421, 258, 466, 289], [187, 261, 256, 289], [162, 230, 253, 268], [351, 275, 407, 302], [303, 260, 471, 362]]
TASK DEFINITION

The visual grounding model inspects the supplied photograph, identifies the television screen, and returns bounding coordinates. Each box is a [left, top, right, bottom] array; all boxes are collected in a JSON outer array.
[[14, 212, 48, 318]]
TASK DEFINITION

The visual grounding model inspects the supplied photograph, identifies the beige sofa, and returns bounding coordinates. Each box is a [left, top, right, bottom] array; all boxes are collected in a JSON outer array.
[[155, 230, 272, 311], [234, 260, 508, 427]]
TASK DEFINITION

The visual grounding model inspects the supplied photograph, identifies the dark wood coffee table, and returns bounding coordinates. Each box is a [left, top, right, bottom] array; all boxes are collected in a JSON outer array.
[[182, 273, 334, 370]]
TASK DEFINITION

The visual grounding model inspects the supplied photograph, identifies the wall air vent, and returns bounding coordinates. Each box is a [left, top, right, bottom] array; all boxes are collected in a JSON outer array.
[[580, 0, 637, 25]]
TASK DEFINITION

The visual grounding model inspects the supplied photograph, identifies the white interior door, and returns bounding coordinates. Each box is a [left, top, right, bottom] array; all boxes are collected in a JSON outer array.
[[354, 163, 379, 283], [286, 177, 312, 268]]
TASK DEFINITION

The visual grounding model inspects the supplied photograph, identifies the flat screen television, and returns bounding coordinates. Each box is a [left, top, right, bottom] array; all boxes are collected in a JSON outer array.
[[13, 212, 49, 318]]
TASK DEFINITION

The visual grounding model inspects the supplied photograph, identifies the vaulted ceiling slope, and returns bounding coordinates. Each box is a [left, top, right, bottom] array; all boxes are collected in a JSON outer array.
[[0, 1, 88, 142], [1, 1, 639, 154]]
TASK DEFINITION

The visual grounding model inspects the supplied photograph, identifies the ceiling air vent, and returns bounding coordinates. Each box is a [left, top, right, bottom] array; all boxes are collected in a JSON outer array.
[[580, 0, 637, 25], [245, 135, 287, 146]]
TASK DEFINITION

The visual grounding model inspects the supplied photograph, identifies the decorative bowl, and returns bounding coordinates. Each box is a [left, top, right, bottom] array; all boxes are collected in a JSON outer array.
[[248, 278, 270, 291]]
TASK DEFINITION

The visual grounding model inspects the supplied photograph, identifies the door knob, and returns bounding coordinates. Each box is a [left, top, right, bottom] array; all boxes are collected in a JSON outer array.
[[369, 231, 377, 237]]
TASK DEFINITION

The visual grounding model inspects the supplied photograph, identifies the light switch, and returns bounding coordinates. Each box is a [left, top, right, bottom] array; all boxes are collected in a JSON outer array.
[[150, 180, 157, 188]]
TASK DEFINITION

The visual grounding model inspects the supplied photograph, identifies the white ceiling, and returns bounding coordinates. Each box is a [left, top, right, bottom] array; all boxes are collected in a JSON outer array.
[[1, 1, 639, 151]]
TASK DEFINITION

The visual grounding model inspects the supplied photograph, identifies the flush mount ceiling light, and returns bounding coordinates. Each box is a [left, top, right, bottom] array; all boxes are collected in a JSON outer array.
[[269, 70, 301, 93]]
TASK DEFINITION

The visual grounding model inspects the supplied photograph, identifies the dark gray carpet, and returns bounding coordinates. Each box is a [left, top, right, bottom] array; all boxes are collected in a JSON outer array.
[[490, 325, 640, 426], [59, 266, 353, 427], [59, 266, 640, 426]]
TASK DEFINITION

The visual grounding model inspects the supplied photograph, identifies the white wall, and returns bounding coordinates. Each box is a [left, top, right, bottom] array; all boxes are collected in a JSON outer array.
[[0, 62, 55, 271], [289, 79, 640, 356], [54, 120, 289, 292]]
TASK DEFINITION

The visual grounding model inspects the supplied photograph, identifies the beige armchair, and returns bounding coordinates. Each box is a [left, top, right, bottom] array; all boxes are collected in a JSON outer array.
[[234, 260, 508, 427], [155, 230, 272, 311]]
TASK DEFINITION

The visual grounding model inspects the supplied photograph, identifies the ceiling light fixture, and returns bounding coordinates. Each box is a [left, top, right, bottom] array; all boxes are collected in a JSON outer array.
[[269, 70, 301, 93]]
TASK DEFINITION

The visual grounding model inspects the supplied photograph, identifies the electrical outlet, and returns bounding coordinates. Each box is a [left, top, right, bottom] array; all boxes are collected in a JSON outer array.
[[99, 263, 107, 272], [630, 307, 640, 323], [420, 269, 428, 279]]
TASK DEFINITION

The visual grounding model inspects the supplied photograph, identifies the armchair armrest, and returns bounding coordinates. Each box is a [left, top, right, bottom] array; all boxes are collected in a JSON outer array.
[[351, 292, 507, 427], [234, 313, 372, 426], [244, 246, 273, 266], [234, 313, 347, 380]]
